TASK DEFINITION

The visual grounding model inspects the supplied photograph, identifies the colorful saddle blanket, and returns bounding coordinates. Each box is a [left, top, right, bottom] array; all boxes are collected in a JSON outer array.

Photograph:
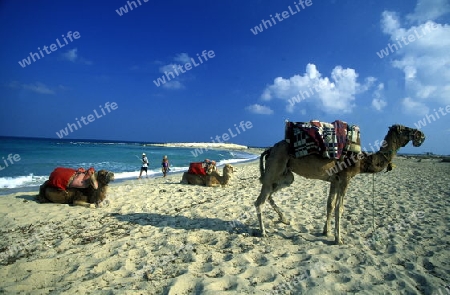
[[285, 120, 361, 159], [48, 167, 78, 190], [48, 167, 95, 190], [188, 162, 207, 176]]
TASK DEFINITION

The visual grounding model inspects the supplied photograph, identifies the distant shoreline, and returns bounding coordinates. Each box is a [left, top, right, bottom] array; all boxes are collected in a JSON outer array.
[[144, 142, 249, 150]]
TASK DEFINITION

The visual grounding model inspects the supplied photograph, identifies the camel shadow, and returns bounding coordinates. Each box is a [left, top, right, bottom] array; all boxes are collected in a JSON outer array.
[[259, 228, 336, 245], [110, 213, 253, 235], [111, 213, 334, 243], [308, 232, 338, 245], [15, 194, 40, 203]]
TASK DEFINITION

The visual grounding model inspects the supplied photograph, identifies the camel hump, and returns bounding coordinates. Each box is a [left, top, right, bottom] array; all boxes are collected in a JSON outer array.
[[284, 120, 361, 160]]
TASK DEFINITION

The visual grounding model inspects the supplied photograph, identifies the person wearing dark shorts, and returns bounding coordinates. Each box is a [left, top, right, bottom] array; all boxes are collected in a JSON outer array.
[[138, 153, 149, 179]]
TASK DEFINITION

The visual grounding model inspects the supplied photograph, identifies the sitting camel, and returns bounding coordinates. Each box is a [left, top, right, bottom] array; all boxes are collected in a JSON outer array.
[[38, 168, 114, 208], [180, 164, 235, 187], [255, 124, 425, 244]]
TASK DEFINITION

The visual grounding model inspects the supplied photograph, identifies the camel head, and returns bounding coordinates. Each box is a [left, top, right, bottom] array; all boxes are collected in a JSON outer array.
[[388, 125, 426, 148], [223, 164, 235, 176], [95, 170, 115, 186], [90, 170, 114, 205]]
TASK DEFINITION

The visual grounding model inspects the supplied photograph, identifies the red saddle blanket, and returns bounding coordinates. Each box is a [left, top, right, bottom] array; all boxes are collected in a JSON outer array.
[[48, 167, 77, 190], [285, 120, 360, 159], [188, 162, 206, 175]]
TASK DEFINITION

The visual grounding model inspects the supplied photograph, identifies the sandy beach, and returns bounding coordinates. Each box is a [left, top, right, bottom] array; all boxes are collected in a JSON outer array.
[[0, 156, 449, 294]]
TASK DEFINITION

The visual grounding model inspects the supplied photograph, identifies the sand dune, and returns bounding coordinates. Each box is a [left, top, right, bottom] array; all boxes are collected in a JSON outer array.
[[0, 157, 449, 294]]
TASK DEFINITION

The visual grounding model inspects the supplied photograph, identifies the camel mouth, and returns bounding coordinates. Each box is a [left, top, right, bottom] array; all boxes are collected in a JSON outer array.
[[106, 172, 115, 183], [412, 130, 425, 147], [109, 173, 115, 182], [96, 170, 115, 185], [413, 141, 422, 147]]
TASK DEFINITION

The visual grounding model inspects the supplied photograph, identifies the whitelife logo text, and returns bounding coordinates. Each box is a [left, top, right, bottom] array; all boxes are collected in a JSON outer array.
[[18, 31, 81, 68]]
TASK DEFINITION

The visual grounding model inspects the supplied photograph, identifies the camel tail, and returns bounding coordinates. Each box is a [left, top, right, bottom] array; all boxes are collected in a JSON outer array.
[[259, 148, 271, 183]]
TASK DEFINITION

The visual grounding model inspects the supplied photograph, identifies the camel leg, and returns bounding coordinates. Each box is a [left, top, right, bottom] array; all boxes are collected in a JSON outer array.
[[268, 196, 290, 225], [254, 183, 273, 237], [255, 141, 290, 237], [73, 200, 95, 208], [334, 180, 349, 245], [323, 181, 338, 236]]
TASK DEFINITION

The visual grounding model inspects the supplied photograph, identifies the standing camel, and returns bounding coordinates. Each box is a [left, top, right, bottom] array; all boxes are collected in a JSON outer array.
[[255, 124, 425, 245]]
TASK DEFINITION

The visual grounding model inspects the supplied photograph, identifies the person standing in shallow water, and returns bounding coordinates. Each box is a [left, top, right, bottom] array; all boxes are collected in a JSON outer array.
[[161, 155, 170, 177], [138, 153, 149, 179]]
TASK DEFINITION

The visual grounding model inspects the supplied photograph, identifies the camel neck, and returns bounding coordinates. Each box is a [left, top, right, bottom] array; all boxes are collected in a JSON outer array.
[[377, 129, 402, 161], [362, 129, 400, 173]]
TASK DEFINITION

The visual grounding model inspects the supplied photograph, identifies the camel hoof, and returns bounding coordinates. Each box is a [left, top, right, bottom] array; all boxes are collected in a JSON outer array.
[[335, 239, 344, 245], [280, 218, 290, 225], [322, 230, 330, 237], [255, 230, 268, 238]]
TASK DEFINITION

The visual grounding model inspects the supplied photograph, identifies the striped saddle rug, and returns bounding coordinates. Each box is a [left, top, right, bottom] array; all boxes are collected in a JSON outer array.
[[285, 120, 361, 159]]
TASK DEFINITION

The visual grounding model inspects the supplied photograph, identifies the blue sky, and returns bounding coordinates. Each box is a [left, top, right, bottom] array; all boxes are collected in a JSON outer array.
[[1, 0, 449, 154]]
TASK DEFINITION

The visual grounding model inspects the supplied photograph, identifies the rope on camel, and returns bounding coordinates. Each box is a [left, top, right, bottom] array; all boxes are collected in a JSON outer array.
[[372, 173, 375, 233]]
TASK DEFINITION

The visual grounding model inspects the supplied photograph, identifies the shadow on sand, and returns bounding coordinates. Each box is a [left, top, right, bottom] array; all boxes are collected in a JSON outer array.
[[110, 213, 334, 244], [15, 194, 40, 203], [110, 212, 254, 235]]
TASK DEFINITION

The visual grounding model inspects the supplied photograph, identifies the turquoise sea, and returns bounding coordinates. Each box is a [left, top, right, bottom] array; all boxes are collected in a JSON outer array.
[[0, 137, 258, 194]]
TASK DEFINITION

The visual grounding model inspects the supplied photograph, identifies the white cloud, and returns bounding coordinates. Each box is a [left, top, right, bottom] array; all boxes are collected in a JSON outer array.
[[157, 53, 195, 90], [245, 104, 273, 115], [7, 81, 20, 88], [381, 11, 401, 35], [62, 48, 78, 62], [162, 80, 184, 89], [380, 3, 450, 112], [402, 97, 429, 116], [21, 82, 55, 95], [80, 57, 93, 65], [173, 53, 191, 64], [407, 0, 450, 23], [371, 83, 387, 111], [372, 98, 387, 111], [158, 63, 184, 89], [260, 63, 371, 114], [61, 48, 92, 65], [160, 64, 177, 73]]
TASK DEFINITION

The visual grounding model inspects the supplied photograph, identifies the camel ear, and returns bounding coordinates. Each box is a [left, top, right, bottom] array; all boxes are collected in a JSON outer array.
[[390, 125, 403, 133]]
